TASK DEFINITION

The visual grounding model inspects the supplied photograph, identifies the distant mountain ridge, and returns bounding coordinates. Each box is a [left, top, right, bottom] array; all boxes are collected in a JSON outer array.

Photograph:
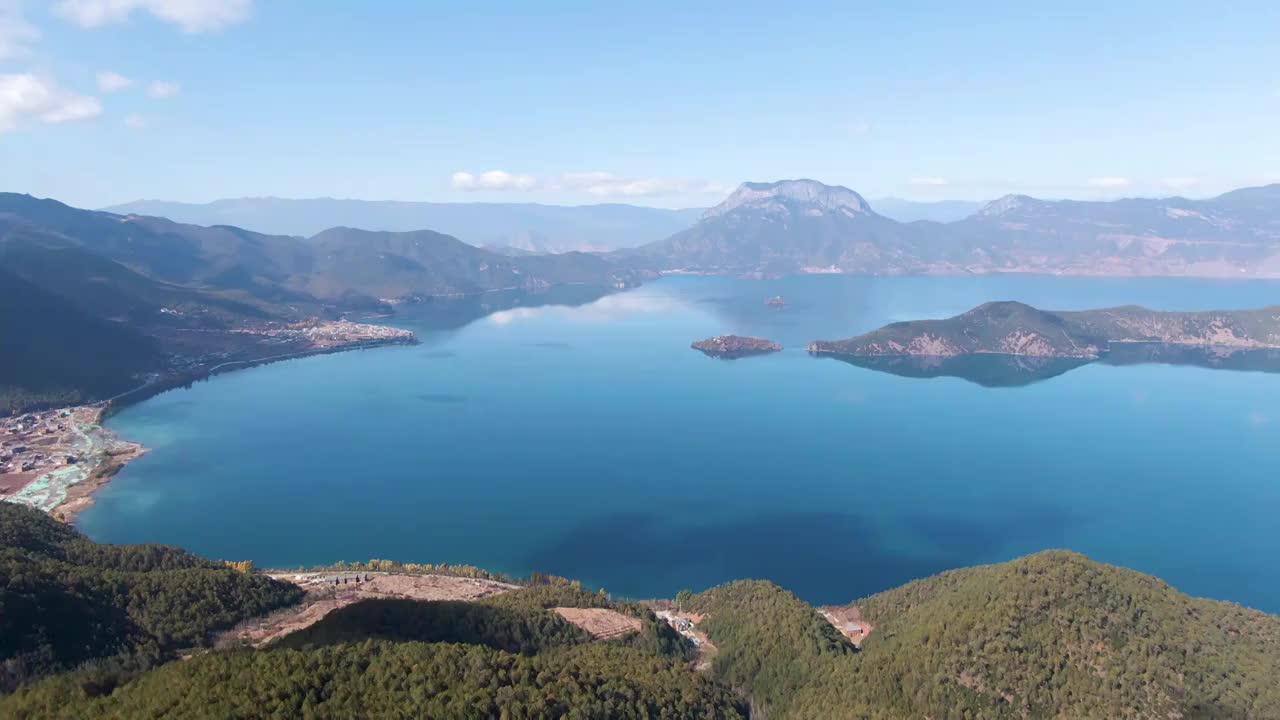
[[637, 179, 1280, 277], [2, 193, 637, 303], [0, 192, 640, 413], [103, 197, 703, 253]]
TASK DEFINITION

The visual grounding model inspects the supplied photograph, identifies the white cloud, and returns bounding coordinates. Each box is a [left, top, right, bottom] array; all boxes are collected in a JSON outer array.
[[54, 0, 252, 33], [1087, 177, 1130, 188], [124, 112, 145, 128], [146, 80, 180, 98], [451, 169, 728, 198], [451, 170, 537, 192], [849, 121, 871, 136], [559, 171, 728, 198], [909, 177, 948, 186], [96, 70, 133, 92], [0, 73, 101, 133], [0, 1, 39, 60]]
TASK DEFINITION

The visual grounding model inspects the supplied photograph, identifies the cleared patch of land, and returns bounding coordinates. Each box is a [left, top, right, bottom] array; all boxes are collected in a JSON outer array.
[[821, 604, 873, 647], [218, 572, 518, 647], [651, 608, 717, 671], [553, 607, 642, 640]]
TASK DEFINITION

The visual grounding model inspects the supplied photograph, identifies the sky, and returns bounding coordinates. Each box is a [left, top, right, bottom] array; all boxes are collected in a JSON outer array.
[[1, 0, 1278, 210]]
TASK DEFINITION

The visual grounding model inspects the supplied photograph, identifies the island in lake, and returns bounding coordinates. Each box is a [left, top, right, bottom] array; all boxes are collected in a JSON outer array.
[[691, 335, 783, 359], [808, 301, 1280, 359]]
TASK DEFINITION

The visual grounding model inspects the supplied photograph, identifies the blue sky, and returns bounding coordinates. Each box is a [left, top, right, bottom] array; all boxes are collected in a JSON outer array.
[[1, 0, 1278, 209]]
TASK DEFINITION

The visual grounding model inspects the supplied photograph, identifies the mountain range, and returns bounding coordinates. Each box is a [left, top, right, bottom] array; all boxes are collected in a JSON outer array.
[[634, 179, 1280, 277], [1, 194, 636, 303], [0, 192, 638, 413], [102, 196, 985, 250], [103, 198, 705, 254]]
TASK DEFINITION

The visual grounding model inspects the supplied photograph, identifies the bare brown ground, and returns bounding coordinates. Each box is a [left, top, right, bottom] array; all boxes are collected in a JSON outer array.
[[646, 606, 717, 672], [218, 573, 518, 647], [553, 607, 642, 640], [821, 604, 874, 646], [0, 471, 37, 494]]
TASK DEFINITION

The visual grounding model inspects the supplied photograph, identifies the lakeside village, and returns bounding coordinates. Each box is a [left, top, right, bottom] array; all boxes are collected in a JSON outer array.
[[1, 319, 416, 517]]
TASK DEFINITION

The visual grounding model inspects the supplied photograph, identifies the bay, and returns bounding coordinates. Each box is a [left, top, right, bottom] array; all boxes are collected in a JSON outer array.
[[78, 275, 1280, 610]]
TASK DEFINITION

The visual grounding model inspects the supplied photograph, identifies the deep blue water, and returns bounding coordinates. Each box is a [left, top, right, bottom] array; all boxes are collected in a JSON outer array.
[[79, 276, 1280, 610]]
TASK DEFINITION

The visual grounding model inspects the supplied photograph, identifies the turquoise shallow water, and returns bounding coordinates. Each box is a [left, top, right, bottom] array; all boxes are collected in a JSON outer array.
[[80, 275, 1280, 610]]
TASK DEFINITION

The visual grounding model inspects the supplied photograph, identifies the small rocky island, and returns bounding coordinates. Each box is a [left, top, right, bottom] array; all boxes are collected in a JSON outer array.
[[809, 301, 1280, 359], [692, 335, 783, 359]]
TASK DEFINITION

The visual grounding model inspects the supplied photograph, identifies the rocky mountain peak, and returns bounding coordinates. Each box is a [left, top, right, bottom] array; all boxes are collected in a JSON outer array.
[[702, 179, 873, 219], [977, 194, 1038, 217]]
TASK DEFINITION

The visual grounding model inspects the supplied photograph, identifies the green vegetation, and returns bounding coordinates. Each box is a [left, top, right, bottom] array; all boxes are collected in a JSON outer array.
[[489, 584, 693, 660], [297, 557, 515, 582], [274, 598, 592, 654], [0, 641, 745, 720], [5, 510, 1279, 719], [0, 268, 160, 415], [686, 580, 856, 716], [811, 300, 1280, 362], [688, 551, 1280, 719], [0, 503, 302, 692]]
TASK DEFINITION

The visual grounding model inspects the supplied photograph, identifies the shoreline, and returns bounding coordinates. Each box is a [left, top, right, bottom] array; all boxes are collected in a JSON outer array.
[[2, 334, 417, 523]]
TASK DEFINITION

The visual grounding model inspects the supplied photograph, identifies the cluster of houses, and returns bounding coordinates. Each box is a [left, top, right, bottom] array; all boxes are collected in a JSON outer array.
[[0, 409, 78, 476]]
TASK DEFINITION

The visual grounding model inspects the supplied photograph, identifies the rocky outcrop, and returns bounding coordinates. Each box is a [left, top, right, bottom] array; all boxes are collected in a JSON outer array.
[[692, 335, 783, 359]]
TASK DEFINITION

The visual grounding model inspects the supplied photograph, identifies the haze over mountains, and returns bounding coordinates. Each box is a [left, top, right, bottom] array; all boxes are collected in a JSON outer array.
[[102, 196, 984, 251], [635, 179, 1280, 277], [104, 198, 705, 254]]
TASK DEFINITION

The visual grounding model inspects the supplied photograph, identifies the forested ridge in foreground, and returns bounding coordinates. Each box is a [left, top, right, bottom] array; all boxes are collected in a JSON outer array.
[[3, 501, 1279, 719], [0, 503, 302, 692], [689, 551, 1280, 719]]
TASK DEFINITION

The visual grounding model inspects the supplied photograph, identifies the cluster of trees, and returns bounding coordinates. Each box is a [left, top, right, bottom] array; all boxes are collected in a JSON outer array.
[[302, 558, 513, 582], [0, 503, 302, 692], [686, 551, 1280, 719], [1, 641, 746, 719], [7, 509, 1280, 720], [274, 598, 592, 655], [487, 585, 692, 660], [685, 579, 856, 716]]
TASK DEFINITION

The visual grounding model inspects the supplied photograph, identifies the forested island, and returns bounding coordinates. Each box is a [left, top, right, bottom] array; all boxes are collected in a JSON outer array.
[[809, 301, 1280, 359], [691, 335, 783, 359], [4, 502, 1279, 719]]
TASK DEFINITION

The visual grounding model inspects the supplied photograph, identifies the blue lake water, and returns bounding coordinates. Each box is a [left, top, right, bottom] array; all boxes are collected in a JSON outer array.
[[79, 275, 1280, 610]]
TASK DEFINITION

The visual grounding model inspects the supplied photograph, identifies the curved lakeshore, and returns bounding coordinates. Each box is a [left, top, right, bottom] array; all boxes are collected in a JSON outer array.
[[1, 327, 417, 522]]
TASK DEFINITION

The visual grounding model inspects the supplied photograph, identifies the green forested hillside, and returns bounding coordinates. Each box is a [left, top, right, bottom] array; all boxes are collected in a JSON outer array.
[[4, 517, 1279, 720], [274, 597, 593, 654], [0, 268, 161, 414], [0, 503, 303, 692], [690, 551, 1280, 719], [2, 642, 745, 720]]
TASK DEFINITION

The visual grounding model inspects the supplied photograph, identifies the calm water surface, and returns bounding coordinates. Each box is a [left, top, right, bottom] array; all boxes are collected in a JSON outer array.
[[80, 276, 1280, 610]]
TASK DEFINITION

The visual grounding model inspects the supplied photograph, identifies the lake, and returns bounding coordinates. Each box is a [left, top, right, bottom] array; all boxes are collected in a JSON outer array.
[[78, 275, 1280, 611]]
